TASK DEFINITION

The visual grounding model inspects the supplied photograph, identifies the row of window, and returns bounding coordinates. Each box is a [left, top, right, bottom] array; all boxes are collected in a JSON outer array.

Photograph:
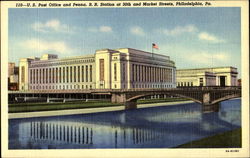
[[132, 84, 173, 88], [30, 84, 174, 90], [30, 59, 95, 68], [177, 82, 194, 87], [30, 84, 93, 90], [29, 65, 93, 84], [131, 64, 173, 83], [113, 63, 126, 81]]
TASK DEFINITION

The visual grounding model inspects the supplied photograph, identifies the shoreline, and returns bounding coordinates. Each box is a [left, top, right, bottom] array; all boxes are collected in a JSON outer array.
[[8, 100, 194, 119]]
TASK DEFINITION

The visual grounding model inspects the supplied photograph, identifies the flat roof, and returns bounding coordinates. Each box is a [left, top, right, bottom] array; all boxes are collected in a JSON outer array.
[[177, 66, 237, 71]]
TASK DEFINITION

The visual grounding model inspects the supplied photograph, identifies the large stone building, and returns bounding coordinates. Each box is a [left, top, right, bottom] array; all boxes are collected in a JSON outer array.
[[19, 48, 176, 91], [8, 62, 19, 90], [176, 67, 238, 87]]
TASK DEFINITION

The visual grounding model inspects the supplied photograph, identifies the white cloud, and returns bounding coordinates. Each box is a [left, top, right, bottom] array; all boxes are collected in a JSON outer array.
[[21, 38, 73, 55], [160, 25, 198, 36], [187, 52, 229, 65], [198, 32, 225, 43], [88, 26, 113, 33], [99, 26, 112, 32], [130, 26, 145, 36], [31, 19, 73, 33]]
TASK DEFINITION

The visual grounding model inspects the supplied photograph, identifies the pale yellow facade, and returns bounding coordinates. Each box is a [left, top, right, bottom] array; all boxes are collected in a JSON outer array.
[[176, 67, 238, 87], [19, 48, 176, 91]]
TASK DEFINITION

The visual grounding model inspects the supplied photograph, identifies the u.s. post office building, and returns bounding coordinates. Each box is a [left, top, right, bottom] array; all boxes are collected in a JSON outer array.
[[19, 48, 176, 91]]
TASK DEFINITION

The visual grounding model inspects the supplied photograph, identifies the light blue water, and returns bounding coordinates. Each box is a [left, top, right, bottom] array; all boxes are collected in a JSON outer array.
[[9, 99, 241, 149]]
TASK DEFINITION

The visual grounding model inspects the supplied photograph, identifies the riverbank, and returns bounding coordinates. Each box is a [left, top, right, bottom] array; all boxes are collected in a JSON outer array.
[[8, 100, 193, 119], [176, 128, 241, 148]]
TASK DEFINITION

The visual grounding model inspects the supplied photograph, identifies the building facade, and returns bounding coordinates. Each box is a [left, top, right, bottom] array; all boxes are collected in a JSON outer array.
[[176, 67, 238, 87], [8, 62, 19, 90], [19, 48, 176, 91]]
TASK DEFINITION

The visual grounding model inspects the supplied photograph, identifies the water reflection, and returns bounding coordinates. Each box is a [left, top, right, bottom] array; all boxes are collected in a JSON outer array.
[[17, 121, 170, 148], [9, 99, 241, 149]]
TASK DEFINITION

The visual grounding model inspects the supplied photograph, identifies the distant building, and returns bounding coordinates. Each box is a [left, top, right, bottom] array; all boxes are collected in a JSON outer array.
[[176, 67, 238, 87], [8, 62, 19, 90], [19, 48, 176, 91], [237, 79, 241, 86]]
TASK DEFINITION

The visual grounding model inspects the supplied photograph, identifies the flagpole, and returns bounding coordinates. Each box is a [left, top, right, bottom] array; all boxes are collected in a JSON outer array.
[[152, 43, 154, 58]]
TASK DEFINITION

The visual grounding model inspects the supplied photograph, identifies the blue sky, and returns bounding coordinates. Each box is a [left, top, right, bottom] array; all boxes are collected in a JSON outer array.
[[9, 8, 241, 77]]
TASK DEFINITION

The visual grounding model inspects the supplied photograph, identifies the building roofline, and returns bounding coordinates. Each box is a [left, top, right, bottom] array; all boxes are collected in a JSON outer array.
[[124, 48, 170, 58], [177, 66, 237, 71]]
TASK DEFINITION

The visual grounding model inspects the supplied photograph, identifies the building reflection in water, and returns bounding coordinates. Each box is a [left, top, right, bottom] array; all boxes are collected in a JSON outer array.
[[143, 105, 202, 123], [18, 120, 168, 148]]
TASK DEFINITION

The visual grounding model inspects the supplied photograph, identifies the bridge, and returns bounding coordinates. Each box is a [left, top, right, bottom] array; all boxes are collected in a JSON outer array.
[[9, 86, 241, 112]]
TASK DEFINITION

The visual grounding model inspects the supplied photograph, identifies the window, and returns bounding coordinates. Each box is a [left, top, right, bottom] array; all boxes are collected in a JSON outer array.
[[63, 67, 65, 83], [43, 69, 45, 84], [48, 69, 51, 83], [29, 69, 32, 84], [86, 65, 88, 82], [123, 63, 125, 81], [90, 65, 92, 82], [59, 67, 61, 83], [82, 66, 84, 82], [74, 66, 76, 82], [114, 63, 117, 81], [52, 68, 54, 83], [199, 78, 203, 86], [45, 69, 48, 84], [99, 59, 104, 81], [56, 68, 58, 83], [70, 66, 72, 83], [21, 66, 25, 83], [78, 66, 80, 82], [66, 67, 69, 83]]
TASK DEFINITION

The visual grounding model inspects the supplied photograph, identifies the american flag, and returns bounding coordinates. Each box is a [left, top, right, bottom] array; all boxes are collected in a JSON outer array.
[[152, 43, 159, 49]]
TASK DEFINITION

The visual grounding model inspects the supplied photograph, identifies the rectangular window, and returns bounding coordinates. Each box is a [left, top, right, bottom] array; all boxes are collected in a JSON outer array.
[[59, 67, 61, 83], [90, 65, 92, 82], [132, 64, 134, 82], [70, 67, 72, 83], [29, 69, 32, 84], [78, 66, 80, 82], [123, 63, 125, 81], [114, 63, 117, 81], [138, 65, 141, 82], [66, 67, 69, 83], [48, 69, 51, 83], [56, 68, 58, 83], [82, 66, 84, 82], [43, 69, 45, 84], [63, 67, 65, 83], [52, 68, 54, 83], [45, 69, 48, 84], [86, 65, 88, 82], [74, 66, 76, 82], [40, 69, 42, 84], [36, 69, 39, 84], [99, 59, 104, 81]]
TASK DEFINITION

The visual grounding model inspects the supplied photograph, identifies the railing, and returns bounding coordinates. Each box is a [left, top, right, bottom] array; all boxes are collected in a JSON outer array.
[[9, 86, 241, 94]]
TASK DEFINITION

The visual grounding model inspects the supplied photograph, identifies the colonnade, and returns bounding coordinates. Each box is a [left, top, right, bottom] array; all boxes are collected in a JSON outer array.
[[29, 64, 93, 90]]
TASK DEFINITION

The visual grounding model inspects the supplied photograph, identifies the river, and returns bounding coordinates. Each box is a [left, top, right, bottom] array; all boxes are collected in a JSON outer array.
[[9, 99, 241, 149]]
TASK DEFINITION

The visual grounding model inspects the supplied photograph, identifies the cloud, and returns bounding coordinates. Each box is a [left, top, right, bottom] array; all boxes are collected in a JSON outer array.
[[31, 19, 74, 33], [21, 38, 74, 55], [99, 26, 112, 32], [159, 25, 198, 36], [88, 26, 113, 33], [187, 52, 229, 65], [198, 32, 225, 43], [130, 26, 145, 36]]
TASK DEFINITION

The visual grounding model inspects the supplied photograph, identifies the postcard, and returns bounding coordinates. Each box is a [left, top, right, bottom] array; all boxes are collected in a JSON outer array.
[[1, 0, 249, 157]]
